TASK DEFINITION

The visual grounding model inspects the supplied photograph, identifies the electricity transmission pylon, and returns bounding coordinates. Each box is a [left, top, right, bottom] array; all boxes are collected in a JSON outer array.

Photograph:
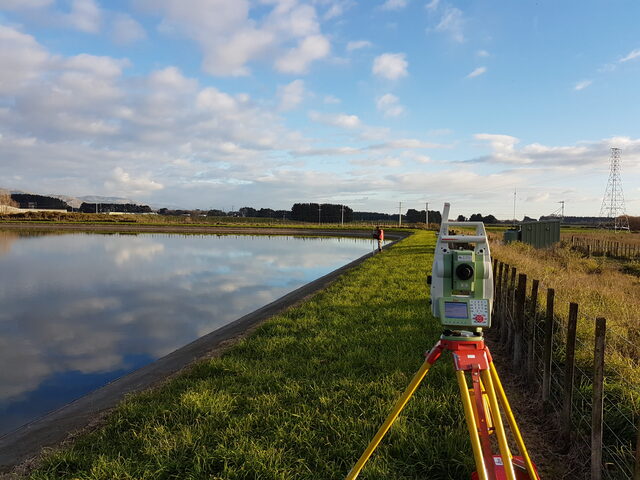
[[598, 147, 629, 231]]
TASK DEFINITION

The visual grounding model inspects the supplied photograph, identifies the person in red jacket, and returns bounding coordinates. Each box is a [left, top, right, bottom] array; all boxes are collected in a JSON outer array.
[[373, 226, 384, 252]]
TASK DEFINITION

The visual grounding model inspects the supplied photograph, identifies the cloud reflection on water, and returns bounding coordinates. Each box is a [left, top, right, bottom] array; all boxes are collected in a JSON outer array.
[[0, 233, 373, 434]]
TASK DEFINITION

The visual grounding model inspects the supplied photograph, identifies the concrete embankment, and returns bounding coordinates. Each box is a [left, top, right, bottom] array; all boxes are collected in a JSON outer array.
[[0, 226, 410, 472]]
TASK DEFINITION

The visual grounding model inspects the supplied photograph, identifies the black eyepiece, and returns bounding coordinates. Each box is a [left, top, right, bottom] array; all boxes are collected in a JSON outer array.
[[455, 264, 474, 281]]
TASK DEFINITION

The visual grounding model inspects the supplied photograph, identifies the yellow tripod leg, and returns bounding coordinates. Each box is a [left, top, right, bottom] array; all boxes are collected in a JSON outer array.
[[345, 359, 433, 480], [480, 369, 517, 480], [489, 363, 538, 480], [456, 370, 488, 480]]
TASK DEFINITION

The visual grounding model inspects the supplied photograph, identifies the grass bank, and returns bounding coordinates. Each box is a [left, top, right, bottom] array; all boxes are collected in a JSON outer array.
[[28, 230, 477, 479]]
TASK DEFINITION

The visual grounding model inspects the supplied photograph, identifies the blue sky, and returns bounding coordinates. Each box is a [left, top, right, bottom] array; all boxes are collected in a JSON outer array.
[[1, 0, 639, 218]]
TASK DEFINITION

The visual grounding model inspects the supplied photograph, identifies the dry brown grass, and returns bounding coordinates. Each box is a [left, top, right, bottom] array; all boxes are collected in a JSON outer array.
[[491, 239, 640, 477], [561, 226, 640, 246], [0, 192, 18, 208], [492, 243, 640, 370]]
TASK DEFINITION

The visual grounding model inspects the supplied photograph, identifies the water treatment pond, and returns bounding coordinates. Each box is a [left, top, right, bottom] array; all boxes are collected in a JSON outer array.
[[0, 231, 380, 436]]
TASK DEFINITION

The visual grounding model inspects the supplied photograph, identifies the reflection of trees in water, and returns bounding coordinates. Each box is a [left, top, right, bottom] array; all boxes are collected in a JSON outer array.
[[0, 231, 18, 256]]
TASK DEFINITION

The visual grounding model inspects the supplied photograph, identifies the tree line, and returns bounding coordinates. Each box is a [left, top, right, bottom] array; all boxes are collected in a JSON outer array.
[[79, 203, 152, 213], [290, 203, 353, 223], [11, 194, 71, 210], [455, 213, 499, 224]]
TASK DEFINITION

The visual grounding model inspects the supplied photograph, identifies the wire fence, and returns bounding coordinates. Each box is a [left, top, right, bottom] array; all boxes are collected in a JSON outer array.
[[492, 258, 640, 480]]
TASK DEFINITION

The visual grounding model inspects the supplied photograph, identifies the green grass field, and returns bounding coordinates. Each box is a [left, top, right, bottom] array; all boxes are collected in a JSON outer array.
[[28, 230, 478, 480]]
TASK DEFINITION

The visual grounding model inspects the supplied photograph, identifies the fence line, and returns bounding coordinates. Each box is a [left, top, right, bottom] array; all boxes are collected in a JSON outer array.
[[567, 235, 640, 260], [491, 258, 640, 479]]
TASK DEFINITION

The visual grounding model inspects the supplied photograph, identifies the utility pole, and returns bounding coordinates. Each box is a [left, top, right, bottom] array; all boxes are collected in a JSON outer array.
[[398, 201, 402, 227], [558, 200, 565, 219], [425, 202, 429, 225], [318, 204, 321, 224], [341, 204, 344, 226]]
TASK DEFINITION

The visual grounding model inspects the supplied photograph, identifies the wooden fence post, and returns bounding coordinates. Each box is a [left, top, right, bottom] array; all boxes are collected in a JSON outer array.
[[492, 258, 498, 289], [513, 274, 527, 366], [500, 264, 510, 344], [561, 302, 579, 448], [592, 317, 606, 480], [542, 288, 555, 410], [495, 262, 503, 334], [528, 279, 540, 384], [507, 266, 517, 350]]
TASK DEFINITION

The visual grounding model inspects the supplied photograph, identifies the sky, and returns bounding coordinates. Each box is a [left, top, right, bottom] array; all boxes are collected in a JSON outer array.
[[1, 0, 639, 219]]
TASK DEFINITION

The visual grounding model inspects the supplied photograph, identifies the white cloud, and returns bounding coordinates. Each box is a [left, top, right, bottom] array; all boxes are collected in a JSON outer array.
[[346, 40, 372, 52], [0, 25, 50, 94], [105, 167, 164, 196], [206, 28, 275, 76], [376, 93, 405, 117], [0, 28, 312, 202], [471, 133, 640, 169], [0, 0, 52, 8], [425, 0, 439, 10], [380, 0, 408, 11], [111, 13, 146, 45], [292, 146, 361, 157], [404, 151, 431, 163], [372, 52, 408, 80], [371, 138, 444, 149], [320, 0, 354, 20], [526, 192, 550, 203], [323, 94, 341, 104], [267, 3, 321, 38], [309, 111, 361, 129], [351, 155, 402, 167], [64, 53, 130, 77], [275, 34, 330, 73], [476, 49, 489, 57], [431, 6, 464, 43], [619, 48, 640, 63], [467, 66, 487, 78], [574, 79, 592, 91], [140, 0, 330, 77], [63, 0, 103, 33], [474, 133, 521, 163], [278, 79, 305, 111], [196, 87, 239, 112]]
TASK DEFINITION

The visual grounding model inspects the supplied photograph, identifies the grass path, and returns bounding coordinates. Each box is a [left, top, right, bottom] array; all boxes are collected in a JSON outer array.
[[31, 231, 475, 479]]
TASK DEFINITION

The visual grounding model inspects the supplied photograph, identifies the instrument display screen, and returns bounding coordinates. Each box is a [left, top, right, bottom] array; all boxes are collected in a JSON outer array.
[[444, 301, 468, 319]]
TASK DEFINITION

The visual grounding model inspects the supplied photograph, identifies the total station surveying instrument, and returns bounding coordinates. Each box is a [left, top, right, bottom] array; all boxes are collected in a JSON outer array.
[[346, 203, 540, 480]]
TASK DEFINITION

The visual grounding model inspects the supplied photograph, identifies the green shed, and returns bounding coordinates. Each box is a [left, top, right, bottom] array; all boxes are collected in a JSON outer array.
[[520, 220, 560, 248], [503, 229, 520, 244]]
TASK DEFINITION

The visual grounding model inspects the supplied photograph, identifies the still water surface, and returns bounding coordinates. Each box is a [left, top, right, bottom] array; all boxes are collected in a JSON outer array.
[[0, 231, 379, 435]]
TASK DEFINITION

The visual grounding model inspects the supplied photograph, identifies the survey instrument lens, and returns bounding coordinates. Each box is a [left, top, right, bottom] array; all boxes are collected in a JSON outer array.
[[455, 264, 474, 281]]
